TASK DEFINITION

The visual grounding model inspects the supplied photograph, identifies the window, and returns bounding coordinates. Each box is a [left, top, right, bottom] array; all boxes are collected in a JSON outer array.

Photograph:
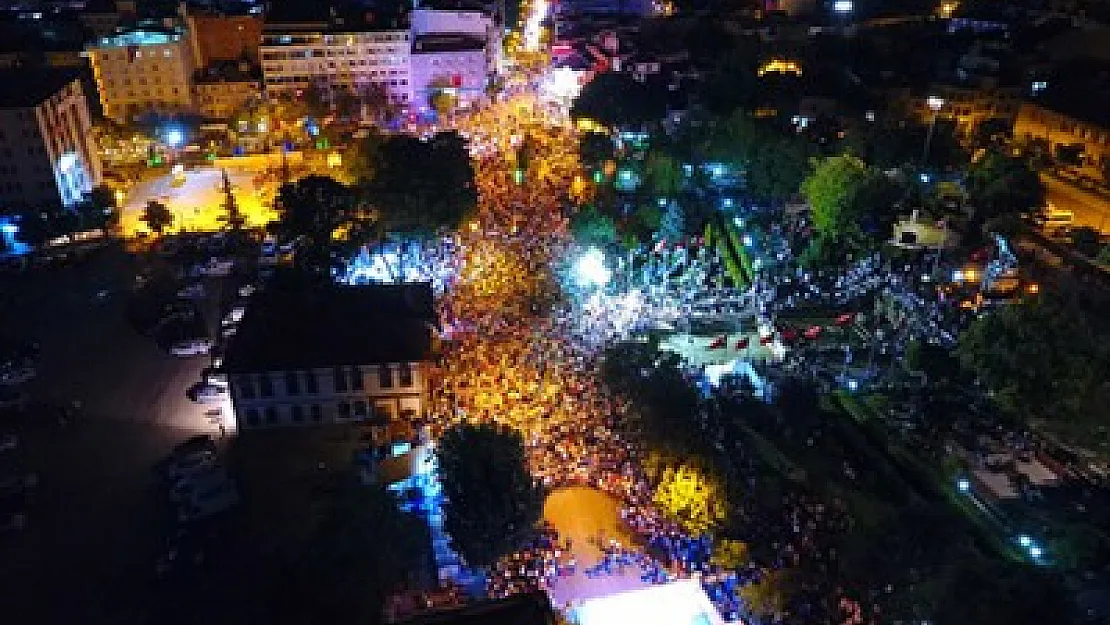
[[310, 404, 322, 422], [333, 366, 347, 392], [291, 405, 305, 422], [238, 377, 256, 399], [259, 374, 274, 397], [350, 366, 364, 390], [354, 400, 368, 418], [399, 363, 413, 387], [305, 370, 318, 394], [264, 407, 278, 424], [285, 371, 301, 395], [337, 401, 351, 419], [378, 365, 393, 388], [244, 409, 260, 427]]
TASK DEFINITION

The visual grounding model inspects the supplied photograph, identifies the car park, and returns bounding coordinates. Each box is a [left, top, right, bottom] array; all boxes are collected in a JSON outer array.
[[169, 338, 213, 357]]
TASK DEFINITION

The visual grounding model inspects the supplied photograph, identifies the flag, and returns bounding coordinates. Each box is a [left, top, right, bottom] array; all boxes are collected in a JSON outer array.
[[735, 337, 749, 350], [835, 313, 855, 326], [804, 326, 822, 340], [708, 335, 727, 349], [780, 328, 798, 341], [759, 334, 774, 346]]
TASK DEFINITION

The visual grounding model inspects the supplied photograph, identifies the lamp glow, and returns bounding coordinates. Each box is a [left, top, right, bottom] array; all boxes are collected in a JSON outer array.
[[165, 128, 185, 147], [574, 248, 611, 288], [832, 0, 853, 13]]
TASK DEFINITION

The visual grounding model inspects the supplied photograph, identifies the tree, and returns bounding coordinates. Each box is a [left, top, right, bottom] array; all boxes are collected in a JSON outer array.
[[658, 201, 685, 241], [800, 155, 873, 247], [965, 149, 1045, 219], [14, 209, 58, 249], [957, 294, 1109, 423], [293, 475, 426, 624], [344, 129, 386, 186], [578, 132, 615, 172], [570, 206, 618, 248], [1069, 226, 1101, 258], [570, 72, 668, 128], [74, 186, 119, 231], [141, 200, 173, 235], [653, 463, 727, 535], [931, 560, 1074, 625], [428, 77, 459, 118], [1098, 245, 1110, 266], [218, 169, 246, 233], [369, 132, 477, 234], [271, 175, 376, 278], [436, 423, 544, 568]]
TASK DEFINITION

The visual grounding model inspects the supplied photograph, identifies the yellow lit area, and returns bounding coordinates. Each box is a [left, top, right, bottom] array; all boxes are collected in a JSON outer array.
[[938, 1, 959, 18], [575, 118, 607, 133], [757, 59, 803, 77]]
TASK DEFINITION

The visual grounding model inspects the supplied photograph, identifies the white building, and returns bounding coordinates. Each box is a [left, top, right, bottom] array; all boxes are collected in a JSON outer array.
[[223, 283, 437, 430], [410, 7, 502, 73], [86, 26, 196, 122], [0, 69, 102, 211], [260, 24, 414, 106], [411, 34, 490, 110]]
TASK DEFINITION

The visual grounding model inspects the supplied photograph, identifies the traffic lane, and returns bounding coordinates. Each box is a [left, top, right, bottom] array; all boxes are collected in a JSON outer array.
[[1043, 175, 1110, 233], [3, 248, 218, 433]]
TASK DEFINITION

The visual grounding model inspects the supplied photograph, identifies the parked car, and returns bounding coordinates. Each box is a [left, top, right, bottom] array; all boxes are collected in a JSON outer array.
[[176, 283, 206, 300], [220, 307, 245, 327], [169, 467, 231, 503], [170, 434, 216, 459], [165, 450, 217, 482], [178, 480, 239, 523], [237, 284, 257, 298], [169, 339, 213, 357], [0, 492, 28, 531], [187, 382, 226, 403]]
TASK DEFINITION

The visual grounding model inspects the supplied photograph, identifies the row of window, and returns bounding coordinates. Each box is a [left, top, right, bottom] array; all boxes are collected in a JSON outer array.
[[95, 47, 175, 62], [264, 33, 409, 47], [239, 402, 419, 427], [261, 47, 405, 61], [237, 364, 414, 399], [103, 88, 185, 100]]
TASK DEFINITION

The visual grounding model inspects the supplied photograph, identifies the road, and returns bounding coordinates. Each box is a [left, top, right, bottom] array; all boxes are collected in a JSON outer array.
[[120, 165, 277, 237], [1043, 175, 1110, 233]]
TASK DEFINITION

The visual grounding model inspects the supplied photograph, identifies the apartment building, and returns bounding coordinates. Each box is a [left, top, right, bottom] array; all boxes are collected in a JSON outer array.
[[260, 22, 414, 105], [223, 283, 437, 430], [1014, 100, 1109, 170], [86, 26, 195, 122], [411, 34, 489, 110], [0, 69, 102, 211], [194, 60, 262, 120]]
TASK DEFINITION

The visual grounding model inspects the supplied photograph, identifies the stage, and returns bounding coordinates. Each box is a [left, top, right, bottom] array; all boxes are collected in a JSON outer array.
[[568, 579, 730, 625]]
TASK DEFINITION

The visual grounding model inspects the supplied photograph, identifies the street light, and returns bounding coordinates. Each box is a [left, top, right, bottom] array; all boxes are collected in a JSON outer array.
[[922, 95, 945, 168], [832, 0, 853, 12]]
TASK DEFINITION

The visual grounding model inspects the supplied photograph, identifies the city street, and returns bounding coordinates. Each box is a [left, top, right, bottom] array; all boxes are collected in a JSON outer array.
[[1044, 174, 1110, 233]]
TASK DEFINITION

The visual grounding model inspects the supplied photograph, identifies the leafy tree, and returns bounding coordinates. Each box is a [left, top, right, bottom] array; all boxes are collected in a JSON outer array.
[[1069, 226, 1102, 258], [436, 423, 543, 568], [930, 560, 1074, 625], [965, 149, 1045, 219], [570, 72, 668, 128], [705, 111, 810, 200], [368, 132, 477, 234], [292, 475, 425, 624], [14, 209, 57, 249], [428, 77, 459, 117], [570, 206, 618, 248], [271, 175, 376, 278], [658, 201, 685, 241], [343, 129, 385, 186], [141, 200, 173, 235], [957, 294, 1109, 422], [739, 569, 789, 620], [653, 463, 727, 534], [74, 186, 119, 231], [848, 119, 966, 171], [710, 539, 749, 569], [643, 151, 684, 198], [218, 169, 246, 233], [801, 155, 875, 248], [578, 131, 615, 172], [1098, 245, 1110, 265]]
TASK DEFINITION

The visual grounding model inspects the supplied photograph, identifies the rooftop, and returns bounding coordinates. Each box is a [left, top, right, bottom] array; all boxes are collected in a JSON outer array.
[[93, 25, 185, 49], [0, 67, 80, 108], [413, 33, 486, 53], [222, 282, 437, 374]]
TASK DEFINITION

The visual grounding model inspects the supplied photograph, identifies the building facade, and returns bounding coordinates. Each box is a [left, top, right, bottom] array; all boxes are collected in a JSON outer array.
[[899, 83, 1023, 139], [1014, 101, 1110, 171], [410, 35, 489, 111], [260, 26, 414, 105], [194, 61, 262, 120], [0, 69, 102, 211], [86, 26, 195, 122], [184, 12, 263, 67], [410, 8, 502, 74], [222, 283, 437, 431]]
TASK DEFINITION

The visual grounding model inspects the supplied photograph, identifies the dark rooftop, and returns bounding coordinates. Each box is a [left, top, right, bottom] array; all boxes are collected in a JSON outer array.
[[413, 33, 486, 53], [398, 592, 555, 625], [222, 283, 437, 373], [0, 68, 80, 108]]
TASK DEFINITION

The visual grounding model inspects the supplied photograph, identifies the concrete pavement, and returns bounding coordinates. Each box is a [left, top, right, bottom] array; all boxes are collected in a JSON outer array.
[[1043, 175, 1110, 233]]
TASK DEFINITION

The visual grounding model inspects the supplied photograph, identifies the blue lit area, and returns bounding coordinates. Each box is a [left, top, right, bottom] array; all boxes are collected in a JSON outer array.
[[96, 28, 183, 48], [340, 242, 458, 293], [0, 216, 29, 256]]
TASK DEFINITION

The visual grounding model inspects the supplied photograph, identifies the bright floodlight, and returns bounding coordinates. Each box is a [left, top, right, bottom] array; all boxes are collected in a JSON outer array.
[[571, 580, 725, 625], [1017, 535, 1033, 548], [165, 128, 185, 147], [832, 0, 853, 13], [1029, 545, 1043, 559], [574, 248, 611, 288], [956, 478, 971, 492], [927, 95, 945, 111]]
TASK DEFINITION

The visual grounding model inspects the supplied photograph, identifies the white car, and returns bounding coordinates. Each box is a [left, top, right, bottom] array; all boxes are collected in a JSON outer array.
[[170, 339, 212, 357], [187, 382, 226, 403], [166, 451, 217, 482], [199, 259, 234, 277], [178, 480, 239, 523], [176, 283, 206, 300], [220, 326, 237, 339], [237, 284, 257, 298], [221, 306, 246, 327], [169, 468, 231, 503]]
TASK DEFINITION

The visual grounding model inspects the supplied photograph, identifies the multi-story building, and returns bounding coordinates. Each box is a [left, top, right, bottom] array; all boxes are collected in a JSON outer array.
[[223, 283, 437, 430], [193, 60, 262, 120], [0, 68, 102, 212], [86, 25, 195, 122], [410, 8, 502, 74], [897, 83, 1023, 139], [183, 10, 263, 67], [260, 19, 414, 105], [1014, 100, 1109, 172], [410, 34, 490, 110]]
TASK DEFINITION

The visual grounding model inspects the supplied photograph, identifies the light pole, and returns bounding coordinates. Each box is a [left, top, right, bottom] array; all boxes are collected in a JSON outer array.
[[922, 95, 945, 168]]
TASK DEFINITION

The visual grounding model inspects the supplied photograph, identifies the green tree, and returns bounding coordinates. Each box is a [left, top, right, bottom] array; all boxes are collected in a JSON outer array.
[[344, 129, 385, 186], [653, 463, 727, 534], [369, 132, 477, 234], [292, 475, 425, 624], [218, 169, 246, 233], [570, 72, 668, 128], [74, 185, 119, 231], [141, 200, 173, 235], [436, 423, 544, 568], [271, 175, 376, 278], [578, 131, 615, 172], [957, 295, 1109, 422], [570, 206, 618, 248], [800, 155, 873, 246], [643, 151, 684, 198], [1098, 245, 1110, 265], [965, 149, 1045, 219]]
